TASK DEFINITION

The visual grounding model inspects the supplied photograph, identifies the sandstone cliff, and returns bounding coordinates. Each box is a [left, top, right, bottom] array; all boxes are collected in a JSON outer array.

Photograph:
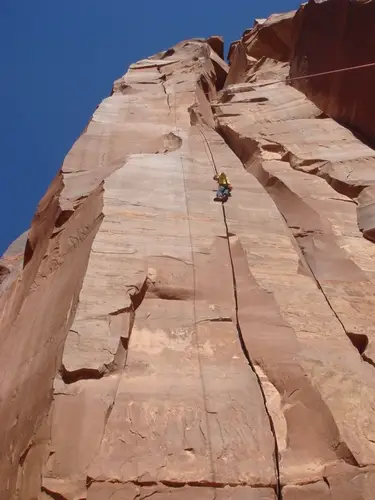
[[2, 1, 375, 499], [290, 0, 375, 142]]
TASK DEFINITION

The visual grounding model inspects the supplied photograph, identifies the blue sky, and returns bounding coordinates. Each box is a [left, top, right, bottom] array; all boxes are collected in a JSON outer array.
[[0, 0, 301, 254]]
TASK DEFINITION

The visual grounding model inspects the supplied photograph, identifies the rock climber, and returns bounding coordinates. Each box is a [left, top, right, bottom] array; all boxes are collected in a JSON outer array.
[[213, 172, 232, 201]]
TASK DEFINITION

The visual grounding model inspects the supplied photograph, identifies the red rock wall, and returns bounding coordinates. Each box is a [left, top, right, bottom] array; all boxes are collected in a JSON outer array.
[[4, 4, 375, 499], [290, 0, 375, 142], [0, 177, 103, 499], [0, 39, 231, 500]]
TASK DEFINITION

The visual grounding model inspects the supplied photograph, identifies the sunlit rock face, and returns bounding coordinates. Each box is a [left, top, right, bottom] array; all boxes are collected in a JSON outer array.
[[2, 3, 375, 499]]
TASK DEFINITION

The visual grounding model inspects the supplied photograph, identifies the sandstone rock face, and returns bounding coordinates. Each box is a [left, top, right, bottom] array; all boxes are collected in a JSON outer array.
[[242, 11, 296, 63], [290, 0, 375, 142], [2, 4, 375, 500]]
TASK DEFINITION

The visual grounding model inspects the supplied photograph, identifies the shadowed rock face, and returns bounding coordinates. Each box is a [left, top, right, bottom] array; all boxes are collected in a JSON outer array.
[[2, 3, 375, 499], [290, 0, 375, 143]]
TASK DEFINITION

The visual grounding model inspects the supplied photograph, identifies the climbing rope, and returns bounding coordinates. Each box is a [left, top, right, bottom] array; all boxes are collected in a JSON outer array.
[[172, 80, 216, 483], [172, 84, 198, 332], [199, 128, 218, 177], [198, 126, 282, 500], [248, 60, 375, 88]]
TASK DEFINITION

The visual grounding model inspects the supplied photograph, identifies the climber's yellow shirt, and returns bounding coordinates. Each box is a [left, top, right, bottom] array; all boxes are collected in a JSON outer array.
[[218, 173, 229, 185]]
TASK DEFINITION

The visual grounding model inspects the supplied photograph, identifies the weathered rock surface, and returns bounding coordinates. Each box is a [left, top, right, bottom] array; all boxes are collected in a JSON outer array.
[[2, 2, 375, 499], [290, 0, 375, 142]]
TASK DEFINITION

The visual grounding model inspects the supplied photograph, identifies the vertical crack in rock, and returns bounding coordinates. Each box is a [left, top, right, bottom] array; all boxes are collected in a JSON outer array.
[[199, 126, 281, 497], [7, 9, 375, 498], [220, 203, 282, 500], [262, 170, 375, 369], [157, 66, 171, 112], [278, 208, 375, 372], [85, 275, 155, 483], [175, 121, 217, 488], [215, 124, 375, 371], [105, 276, 152, 374], [59, 275, 152, 384]]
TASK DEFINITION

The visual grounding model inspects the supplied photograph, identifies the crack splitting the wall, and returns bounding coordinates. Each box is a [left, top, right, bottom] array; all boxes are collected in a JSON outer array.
[[81, 276, 154, 485], [58, 276, 152, 384], [157, 66, 171, 112], [260, 169, 375, 370], [216, 125, 375, 372], [220, 204, 282, 500], [282, 208, 374, 376], [197, 127, 281, 499]]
